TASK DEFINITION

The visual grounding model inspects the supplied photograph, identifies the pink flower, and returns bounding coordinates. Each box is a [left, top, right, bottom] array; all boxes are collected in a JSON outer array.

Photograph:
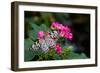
[[58, 25, 73, 40], [51, 22, 61, 30], [55, 43, 62, 55], [38, 31, 44, 39], [58, 24, 65, 30], [51, 22, 73, 40], [59, 26, 71, 37], [61, 26, 71, 33], [64, 33, 73, 40], [59, 31, 65, 37]]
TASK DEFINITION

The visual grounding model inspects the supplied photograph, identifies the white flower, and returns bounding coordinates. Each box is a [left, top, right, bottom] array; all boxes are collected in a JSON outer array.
[[53, 31, 58, 36], [40, 40, 49, 52], [45, 37, 56, 48], [50, 31, 58, 37], [31, 44, 39, 50], [31, 41, 40, 51]]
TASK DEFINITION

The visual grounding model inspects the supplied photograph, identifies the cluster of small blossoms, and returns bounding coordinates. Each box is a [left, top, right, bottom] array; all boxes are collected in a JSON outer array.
[[31, 31, 58, 53], [51, 22, 73, 40], [31, 22, 73, 55]]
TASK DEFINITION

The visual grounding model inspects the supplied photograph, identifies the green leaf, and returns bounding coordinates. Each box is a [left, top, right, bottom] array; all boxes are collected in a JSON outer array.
[[24, 49, 34, 61], [53, 54, 61, 60], [24, 38, 34, 61], [24, 38, 33, 50]]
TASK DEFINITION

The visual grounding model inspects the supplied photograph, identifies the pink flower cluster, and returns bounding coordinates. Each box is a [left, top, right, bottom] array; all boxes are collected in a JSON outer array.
[[51, 22, 73, 40], [38, 31, 44, 39], [55, 43, 62, 55]]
